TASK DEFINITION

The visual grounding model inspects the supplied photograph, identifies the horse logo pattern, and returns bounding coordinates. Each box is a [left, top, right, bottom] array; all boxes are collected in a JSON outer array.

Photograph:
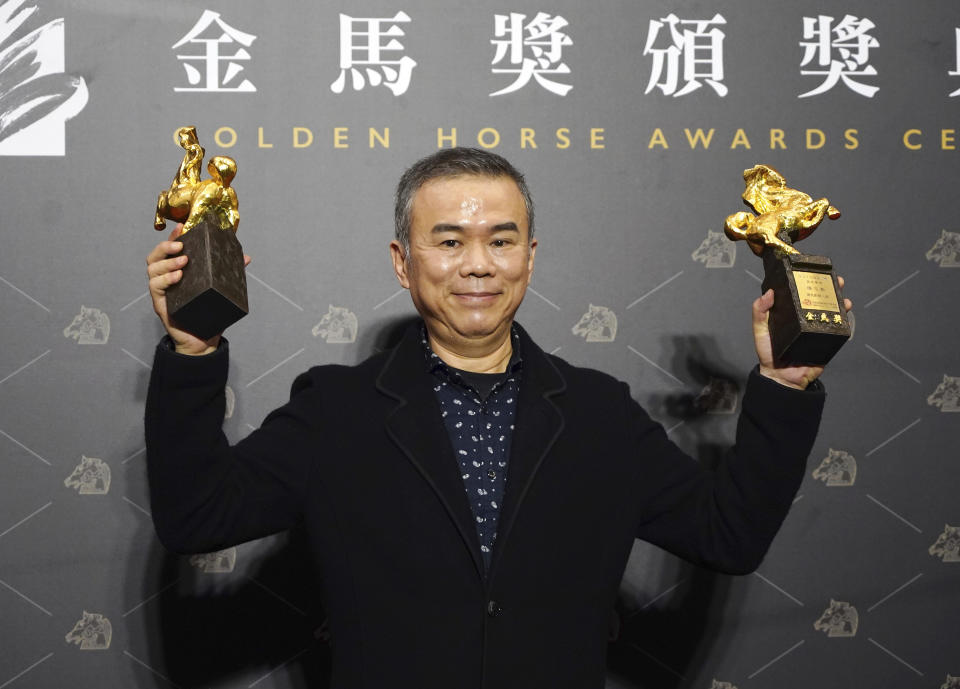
[[812, 449, 857, 487], [926, 230, 960, 267], [189, 547, 238, 573], [572, 305, 617, 342], [695, 377, 738, 414], [65, 611, 112, 650], [692, 230, 736, 268], [814, 600, 858, 637], [64, 455, 111, 494], [941, 675, 960, 689], [312, 305, 358, 343], [927, 375, 960, 412], [63, 306, 110, 344], [929, 525, 960, 562]]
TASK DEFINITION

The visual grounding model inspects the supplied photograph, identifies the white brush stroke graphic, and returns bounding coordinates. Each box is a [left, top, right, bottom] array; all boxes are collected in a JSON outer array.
[[0, 0, 88, 155]]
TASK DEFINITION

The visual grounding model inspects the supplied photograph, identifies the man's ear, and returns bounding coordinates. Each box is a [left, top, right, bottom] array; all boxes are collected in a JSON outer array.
[[389, 240, 410, 288], [526, 238, 538, 285]]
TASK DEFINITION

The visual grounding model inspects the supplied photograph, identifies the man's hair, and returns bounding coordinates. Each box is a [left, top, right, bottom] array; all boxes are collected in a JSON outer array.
[[394, 147, 535, 252]]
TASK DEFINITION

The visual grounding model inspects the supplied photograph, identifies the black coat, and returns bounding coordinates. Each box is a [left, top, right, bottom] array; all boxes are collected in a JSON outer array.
[[146, 322, 824, 689]]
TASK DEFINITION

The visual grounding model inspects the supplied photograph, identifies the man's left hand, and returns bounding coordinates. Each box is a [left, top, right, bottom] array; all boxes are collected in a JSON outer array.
[[753, 276, 853, 390]]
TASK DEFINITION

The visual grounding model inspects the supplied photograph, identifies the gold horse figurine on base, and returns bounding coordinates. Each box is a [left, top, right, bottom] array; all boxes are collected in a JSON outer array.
[[724, 164, 839, 256], [154, 126, 239, 234]]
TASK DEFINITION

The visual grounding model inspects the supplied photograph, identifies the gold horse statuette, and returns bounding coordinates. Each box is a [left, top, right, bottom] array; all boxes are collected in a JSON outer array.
[[154, 126, 239, 235], [724, 164, 839, 256]]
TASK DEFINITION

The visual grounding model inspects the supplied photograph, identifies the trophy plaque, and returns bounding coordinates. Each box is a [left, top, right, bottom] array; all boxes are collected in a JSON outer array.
[[153, 126, 247, 340], [724, 164, 850, 366]]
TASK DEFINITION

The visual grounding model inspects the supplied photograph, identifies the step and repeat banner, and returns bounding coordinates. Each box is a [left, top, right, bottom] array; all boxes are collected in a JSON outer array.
[[0, 0, 957, 687]]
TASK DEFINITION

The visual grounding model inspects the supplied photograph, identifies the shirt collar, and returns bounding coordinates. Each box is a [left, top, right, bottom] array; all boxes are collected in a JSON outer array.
[[421, 324, 523, 377]]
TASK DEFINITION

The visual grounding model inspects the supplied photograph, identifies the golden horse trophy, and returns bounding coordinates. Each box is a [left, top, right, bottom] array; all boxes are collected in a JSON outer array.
[[153, 126, 247, 339], [725, 164, 850, 365]]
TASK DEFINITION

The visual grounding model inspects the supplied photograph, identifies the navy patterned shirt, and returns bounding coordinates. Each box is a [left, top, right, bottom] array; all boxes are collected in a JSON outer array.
[[422, 328, 522, 571]]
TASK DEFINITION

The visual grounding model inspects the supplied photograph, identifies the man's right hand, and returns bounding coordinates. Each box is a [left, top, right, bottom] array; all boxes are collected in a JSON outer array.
[[146, 225, 251, 356]]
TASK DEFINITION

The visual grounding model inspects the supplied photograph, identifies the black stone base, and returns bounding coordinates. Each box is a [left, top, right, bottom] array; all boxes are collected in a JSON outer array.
[[166, 215, 248, 340], [761, 250, 850, 366]]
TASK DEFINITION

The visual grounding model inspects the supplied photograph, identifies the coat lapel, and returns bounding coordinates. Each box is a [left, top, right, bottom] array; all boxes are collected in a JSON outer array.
[[488, 324, 566, 580], [376, 324, 484, 577], [375, 321, 568, 583]]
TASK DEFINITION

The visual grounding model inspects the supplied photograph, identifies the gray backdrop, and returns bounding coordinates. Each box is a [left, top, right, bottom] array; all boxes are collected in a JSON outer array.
[[0, 1, 957, 687]]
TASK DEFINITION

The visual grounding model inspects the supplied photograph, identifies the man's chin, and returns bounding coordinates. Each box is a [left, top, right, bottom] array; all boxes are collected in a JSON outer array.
[[447, 317, 511, 341], [457, 324, 501, 340]]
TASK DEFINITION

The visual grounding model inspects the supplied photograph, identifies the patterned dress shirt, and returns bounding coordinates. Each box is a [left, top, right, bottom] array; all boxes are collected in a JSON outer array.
[[422, 327, 522, 571]]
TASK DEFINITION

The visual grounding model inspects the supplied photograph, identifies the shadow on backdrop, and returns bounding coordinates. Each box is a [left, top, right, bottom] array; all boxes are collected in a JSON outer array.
[[607, 334, 744, 688], [142, 529, 328, 688]]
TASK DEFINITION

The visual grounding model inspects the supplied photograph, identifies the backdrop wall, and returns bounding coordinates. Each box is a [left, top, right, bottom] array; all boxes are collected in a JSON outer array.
[[0, 1, 957, 687]]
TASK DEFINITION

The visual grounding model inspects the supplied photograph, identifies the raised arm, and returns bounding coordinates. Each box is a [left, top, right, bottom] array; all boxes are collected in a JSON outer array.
[[145, 338, 319, 554], [145, 226, 310, 554], [631, 284, 851, 572], [631, 368, 824, 574]]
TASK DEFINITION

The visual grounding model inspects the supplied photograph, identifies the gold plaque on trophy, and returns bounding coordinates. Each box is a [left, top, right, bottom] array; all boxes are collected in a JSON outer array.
[[794, 271, 842, 313]]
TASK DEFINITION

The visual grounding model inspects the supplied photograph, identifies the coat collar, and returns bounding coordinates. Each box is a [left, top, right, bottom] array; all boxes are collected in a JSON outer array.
[[375, 320, 566, 583]]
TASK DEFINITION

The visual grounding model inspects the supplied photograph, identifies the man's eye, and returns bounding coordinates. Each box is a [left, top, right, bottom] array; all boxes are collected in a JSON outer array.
[[492, 239, 509, 247], [441, 239, 459, 248]]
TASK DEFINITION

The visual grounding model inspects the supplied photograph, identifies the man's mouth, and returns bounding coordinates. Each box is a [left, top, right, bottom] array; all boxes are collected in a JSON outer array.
[[454, 291, 500, 301]]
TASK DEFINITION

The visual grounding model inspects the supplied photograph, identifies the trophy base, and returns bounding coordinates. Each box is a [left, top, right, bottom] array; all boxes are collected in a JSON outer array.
[[166, 214, 248, 340], [761, 250, 850, 366]]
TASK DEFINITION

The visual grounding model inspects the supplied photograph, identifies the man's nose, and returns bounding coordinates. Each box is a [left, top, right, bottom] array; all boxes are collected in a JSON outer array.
[[460, 240, 494, 277]]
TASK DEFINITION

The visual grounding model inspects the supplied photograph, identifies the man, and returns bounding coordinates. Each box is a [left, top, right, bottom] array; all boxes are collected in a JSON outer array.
[[145, 148, 847, 688]]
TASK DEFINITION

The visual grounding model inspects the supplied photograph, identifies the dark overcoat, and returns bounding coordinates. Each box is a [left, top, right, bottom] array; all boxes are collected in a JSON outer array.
[[146, 321, 823, 689]]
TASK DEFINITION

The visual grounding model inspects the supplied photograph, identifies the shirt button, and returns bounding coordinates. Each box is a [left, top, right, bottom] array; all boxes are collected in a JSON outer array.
[[487, 600, 502, 617], [487, 469, 496, 479]]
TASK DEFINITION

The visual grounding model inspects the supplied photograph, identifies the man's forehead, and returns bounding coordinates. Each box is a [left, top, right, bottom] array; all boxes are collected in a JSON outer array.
[[416, 172, 520, 194], [459, 196, 483, 215], [412, 174, 526, 222]]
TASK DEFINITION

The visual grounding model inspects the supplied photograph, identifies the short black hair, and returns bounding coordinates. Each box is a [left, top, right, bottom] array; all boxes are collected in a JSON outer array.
[[394, 147, 534, 251]]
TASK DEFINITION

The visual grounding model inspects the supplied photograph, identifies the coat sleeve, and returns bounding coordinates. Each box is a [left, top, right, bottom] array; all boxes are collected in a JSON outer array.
[[632, 367, 825, 574], [145, 337, 320, 554]]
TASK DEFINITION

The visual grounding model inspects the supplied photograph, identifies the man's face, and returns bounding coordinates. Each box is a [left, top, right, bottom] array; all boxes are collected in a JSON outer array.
[[390, 174, 537, 347]]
